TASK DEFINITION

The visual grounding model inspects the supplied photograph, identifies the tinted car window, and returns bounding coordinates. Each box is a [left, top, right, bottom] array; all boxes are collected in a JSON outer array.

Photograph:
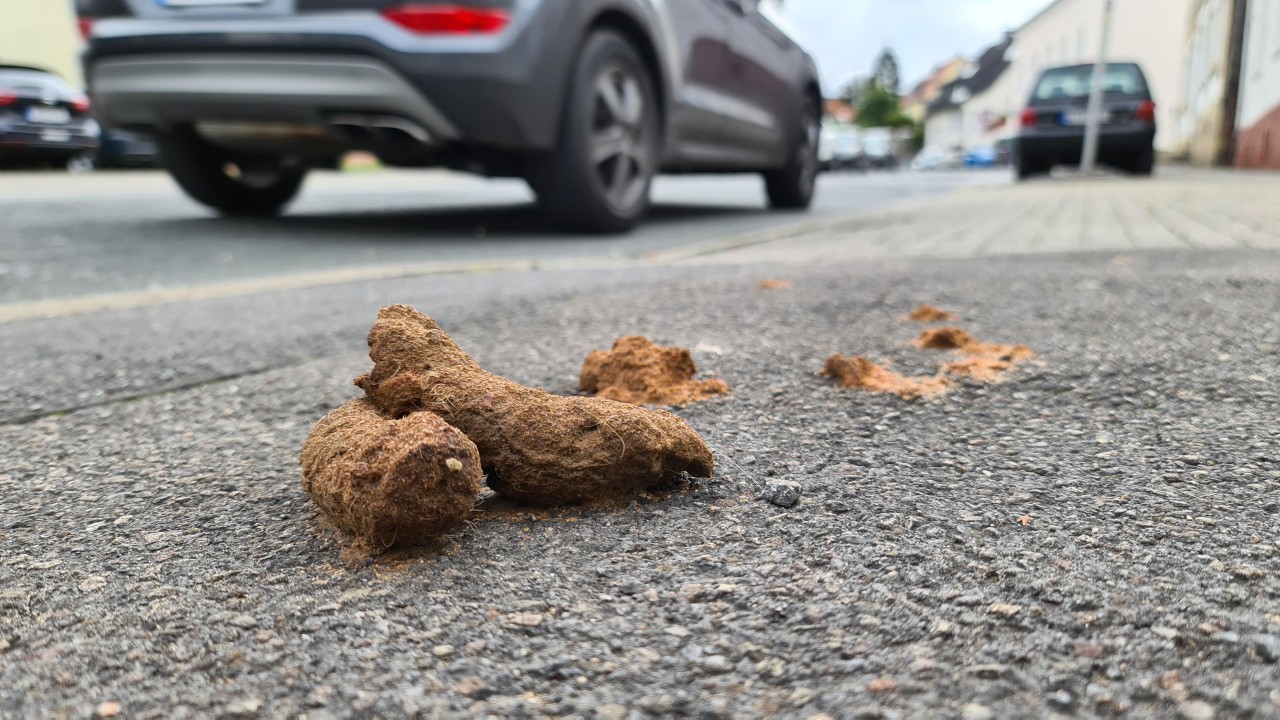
[[1033, 64, 1146, 101], [0, 70, 74, 95]]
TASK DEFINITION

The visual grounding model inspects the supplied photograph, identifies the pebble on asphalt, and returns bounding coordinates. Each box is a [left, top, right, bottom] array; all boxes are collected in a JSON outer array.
[[761, 478, 802, 508], [1251, 634, 1280, 663]]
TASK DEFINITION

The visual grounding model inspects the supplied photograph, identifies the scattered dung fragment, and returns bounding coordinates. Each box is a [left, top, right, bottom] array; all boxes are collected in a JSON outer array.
[[355, 305, 715, 507], [908, 305, 957, 322], [913, 326, 1035, 383], [913, 326, 1034, 361], [943, 357, 1015, 383], [580, 335, 729, 407], [823, 354, 950, 399], [758, 279, 792, 290], [300, 398, 483, 552], [913, 326, 974, 350]]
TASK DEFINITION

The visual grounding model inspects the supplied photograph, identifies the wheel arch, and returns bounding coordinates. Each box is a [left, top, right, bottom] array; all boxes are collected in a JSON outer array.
[[582, 6, 669, 136]]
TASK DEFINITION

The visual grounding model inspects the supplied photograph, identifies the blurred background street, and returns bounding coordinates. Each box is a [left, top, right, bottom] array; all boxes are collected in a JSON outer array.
[[0, 169, 1002, 306]]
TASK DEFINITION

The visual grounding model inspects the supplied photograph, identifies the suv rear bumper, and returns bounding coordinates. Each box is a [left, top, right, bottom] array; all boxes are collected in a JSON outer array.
[[92, 54, 461, 141], [83, 2, 581, 152], [1015, 126, 1154, 165]]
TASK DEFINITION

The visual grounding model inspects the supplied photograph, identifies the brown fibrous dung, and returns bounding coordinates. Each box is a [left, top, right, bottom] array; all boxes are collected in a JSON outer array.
[[299, 398, 483, 552], [354, 305, 715, 507]]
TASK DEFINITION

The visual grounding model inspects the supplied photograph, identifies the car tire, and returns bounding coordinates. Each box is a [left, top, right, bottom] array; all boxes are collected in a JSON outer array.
[[156, 127, 306, 217], [1130, 145, 1154, 176], [1016, 157, 1046, 181], [528, 30, 660, 234], [764, 97, 820, 209]]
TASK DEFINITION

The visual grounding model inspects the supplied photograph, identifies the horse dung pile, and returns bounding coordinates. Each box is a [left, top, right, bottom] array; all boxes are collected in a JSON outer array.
[[301, 306, 716, 551]]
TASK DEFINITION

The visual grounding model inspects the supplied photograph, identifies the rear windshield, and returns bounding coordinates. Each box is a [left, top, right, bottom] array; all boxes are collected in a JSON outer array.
[[1033, 64, 1147, 101], [0, 70, 73, 95]]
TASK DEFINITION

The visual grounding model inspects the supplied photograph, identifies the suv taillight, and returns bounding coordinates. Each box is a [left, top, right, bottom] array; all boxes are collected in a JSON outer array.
[[78, 17, 95, 41], [1136, 100, 1156, 123], [0, 92, 16, 106], [73, 95, 91, 113], [1019, 108, 1038, 127], [382, 5, 510, 34]]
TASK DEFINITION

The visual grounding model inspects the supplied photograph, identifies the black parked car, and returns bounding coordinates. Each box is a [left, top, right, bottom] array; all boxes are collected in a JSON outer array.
[[78, 0, 823, 232], [0, 65, 100, 169], [1014, 62, 1156, 180]]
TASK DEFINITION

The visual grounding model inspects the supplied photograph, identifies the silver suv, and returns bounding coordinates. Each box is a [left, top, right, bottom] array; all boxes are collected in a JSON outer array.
[[78, 0, 822, 232]]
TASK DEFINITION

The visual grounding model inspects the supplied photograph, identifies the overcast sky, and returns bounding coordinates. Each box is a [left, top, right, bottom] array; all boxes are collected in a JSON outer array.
[[785, 0, 1055, 94]]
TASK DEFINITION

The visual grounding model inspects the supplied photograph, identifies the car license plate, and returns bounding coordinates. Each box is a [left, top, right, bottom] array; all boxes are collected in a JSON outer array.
[[27, 107, 70, 125], [157, 0, 267, 6], [1062, 109, 1110, 126], [40, 129, 72, 143]]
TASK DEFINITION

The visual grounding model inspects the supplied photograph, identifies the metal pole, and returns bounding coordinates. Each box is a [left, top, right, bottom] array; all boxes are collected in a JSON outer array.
[[1081, 0, 1115, 172]]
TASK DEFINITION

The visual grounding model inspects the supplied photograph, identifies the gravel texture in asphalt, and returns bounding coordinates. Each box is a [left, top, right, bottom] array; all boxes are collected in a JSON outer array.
[[2, 248, 1279, 719]]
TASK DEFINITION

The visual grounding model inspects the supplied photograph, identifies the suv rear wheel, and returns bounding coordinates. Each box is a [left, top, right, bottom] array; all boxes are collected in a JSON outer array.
[[528, 30, 659, 234], [1016, 156, 1048, 181], [764, 97, 820, 209], [1129, 145, 1154, 176], [156, 127, 306, 217]]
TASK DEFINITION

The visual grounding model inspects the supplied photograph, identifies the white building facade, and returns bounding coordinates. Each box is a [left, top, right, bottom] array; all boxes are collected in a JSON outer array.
[[924, 104, 964, 154], [1237, 0, 1280, 167], [961, 59, 1019, 151], [0, 0, 83, 86]]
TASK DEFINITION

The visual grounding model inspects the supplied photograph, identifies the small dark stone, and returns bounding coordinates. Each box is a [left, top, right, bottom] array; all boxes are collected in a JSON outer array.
[[617, 578, 644, 595], [761, 479, 802, 508], [1250, 634, 1280, 663], [1047, 690, 1074, 709]]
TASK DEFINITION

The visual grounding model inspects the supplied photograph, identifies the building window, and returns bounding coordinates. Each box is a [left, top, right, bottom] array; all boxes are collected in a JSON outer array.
[[1273, 0, 1280, 61], [1251, 0, 1272, 74]]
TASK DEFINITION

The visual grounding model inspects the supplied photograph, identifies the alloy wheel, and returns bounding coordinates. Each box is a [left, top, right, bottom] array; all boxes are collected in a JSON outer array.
[[589, 63, 649, 211]]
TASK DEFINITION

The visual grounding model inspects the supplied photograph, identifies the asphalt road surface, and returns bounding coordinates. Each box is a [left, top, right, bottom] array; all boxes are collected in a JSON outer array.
[[3, 168, 1279, 719]]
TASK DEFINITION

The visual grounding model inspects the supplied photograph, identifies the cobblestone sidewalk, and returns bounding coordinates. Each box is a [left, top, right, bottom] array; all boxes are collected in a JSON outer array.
[[696, 168, 1280, 265]]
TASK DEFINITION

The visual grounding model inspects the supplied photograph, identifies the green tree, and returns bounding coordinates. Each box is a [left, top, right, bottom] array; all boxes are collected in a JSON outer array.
[[872, 49, 901, 96], [857, 82, 912, 128], [839, 76, 870, 108]]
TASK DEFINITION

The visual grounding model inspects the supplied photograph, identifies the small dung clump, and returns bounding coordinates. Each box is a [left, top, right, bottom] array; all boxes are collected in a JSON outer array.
[[355, 305, 715, 506], [580, 335, 729, 407], [758, 279, 792, 291], [823, 354, 950, 399], [300, 398, 483, 551], [908, 305, 957, 322], [913, 326, 974, 350]]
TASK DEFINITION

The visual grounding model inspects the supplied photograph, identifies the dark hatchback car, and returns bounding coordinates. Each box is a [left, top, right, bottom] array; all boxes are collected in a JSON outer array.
[[0, 66, 100, 169], [78, 0, 823, 232], [1014, 62, 1156, 180]]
